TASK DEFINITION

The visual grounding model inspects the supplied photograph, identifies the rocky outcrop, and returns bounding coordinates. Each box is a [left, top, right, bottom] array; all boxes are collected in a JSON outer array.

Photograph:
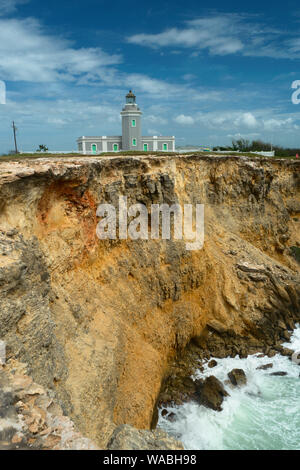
[[0, 154, 299, 448], [256, 363, 273, 370], [208, 360, 218, 368], [107, 424, 183, 450], [0, 362, 98, 450], [194, 376, 229, 411], [270, 371, 287, 376], [228, 369, 247, 386]]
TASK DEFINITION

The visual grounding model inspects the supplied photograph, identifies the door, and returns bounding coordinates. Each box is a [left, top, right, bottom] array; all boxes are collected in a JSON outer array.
[[113, 144, 118, 152], [92, 144, 97, 154], [143, 144, 148, 151]]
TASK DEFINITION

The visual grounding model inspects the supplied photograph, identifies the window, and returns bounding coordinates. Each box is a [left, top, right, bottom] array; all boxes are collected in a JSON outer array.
[[143, 143, 148, 151], [132, 138, 137, 146], [131, 119, 136, 127], [163, 143, 168, 151], [91, 144, 97, 154], [113, 143, 118, 152]]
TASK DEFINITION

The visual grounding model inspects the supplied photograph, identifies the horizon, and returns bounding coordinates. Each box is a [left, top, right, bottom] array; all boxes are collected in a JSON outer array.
[[0, 0, 300, 154]]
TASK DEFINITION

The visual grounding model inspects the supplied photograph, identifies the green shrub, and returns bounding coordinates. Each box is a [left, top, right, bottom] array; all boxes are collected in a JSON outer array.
[[290, 246, 300, 263]]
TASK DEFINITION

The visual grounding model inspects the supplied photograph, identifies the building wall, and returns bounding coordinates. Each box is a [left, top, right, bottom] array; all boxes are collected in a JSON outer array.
[[78, 136, 175, 153], [77, 137, 122, 154], [84, 140, 103, 153], [156, 139, 174, 151], [77, 136, 175, 154], [141, 139, 154, 152], [106, 138, 122, 152], [141, 137, 175, 152]]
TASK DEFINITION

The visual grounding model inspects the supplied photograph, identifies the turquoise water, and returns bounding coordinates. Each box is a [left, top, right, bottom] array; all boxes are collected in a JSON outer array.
[[159, 326, 300, 450]]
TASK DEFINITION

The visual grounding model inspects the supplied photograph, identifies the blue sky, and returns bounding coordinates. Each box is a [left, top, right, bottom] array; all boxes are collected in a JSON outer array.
[[0, 0, 300, 153]]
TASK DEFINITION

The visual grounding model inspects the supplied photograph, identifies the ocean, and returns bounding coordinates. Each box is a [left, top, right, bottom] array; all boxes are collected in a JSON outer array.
[[159, 325, 300, 450]]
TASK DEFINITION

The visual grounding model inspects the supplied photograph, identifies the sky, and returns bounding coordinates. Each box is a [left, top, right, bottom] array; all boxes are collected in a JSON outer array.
[[0, 0, 300, 153]]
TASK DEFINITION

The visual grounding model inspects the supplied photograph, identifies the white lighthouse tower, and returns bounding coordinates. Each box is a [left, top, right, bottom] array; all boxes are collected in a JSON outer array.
[[120, 90, 142, 151]]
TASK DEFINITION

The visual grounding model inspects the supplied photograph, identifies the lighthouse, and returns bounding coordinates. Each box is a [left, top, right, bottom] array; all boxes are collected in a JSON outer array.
[[121, 90, 142, 151], [77, 90, 175, 154]]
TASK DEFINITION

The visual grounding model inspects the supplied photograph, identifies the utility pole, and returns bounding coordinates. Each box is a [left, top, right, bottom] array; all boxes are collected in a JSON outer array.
[[12, 121, 18, 154]]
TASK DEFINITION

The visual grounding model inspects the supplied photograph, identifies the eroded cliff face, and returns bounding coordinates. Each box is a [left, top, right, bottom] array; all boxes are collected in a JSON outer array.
[[0, 154, 299, 448]]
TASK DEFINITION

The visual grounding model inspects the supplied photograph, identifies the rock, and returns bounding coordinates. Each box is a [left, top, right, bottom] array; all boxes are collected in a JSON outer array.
[[248, 273, 267, 282], [181, 376, 197, 393], [194, 376, 229, 411], [206, 320, 228, 334], [208, 360, 218, 368], [160, 409, 176, 423], [256, 363, 273, 370], [281, 331, 291, 341], [228, 369, 247, 386], [236, 262, 266, 273], [166, 412, 176, 423], [280, 347, 294, 357], [269, 371, 287, 376], [107, 424, 184, 450], [0, 366, 98, 450]]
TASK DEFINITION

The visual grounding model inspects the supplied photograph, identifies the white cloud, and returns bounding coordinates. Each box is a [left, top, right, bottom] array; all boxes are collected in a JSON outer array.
[[194, 110, 299, 134], [128, 16, 244, 55], [263, 117, 297, 131], [0, 17, 122, 82], [227, 132, 261, 139], [147, 129, 162, 136], [234, 112, 258, 128], [0, 0, 28, 15], [47, 117, 68, 126], [174, 114, 195, 125], [144, 114, 168, 125], [127, 13, 300, 60], [182, 74, 196, 81], [0, 15, 221, 104]]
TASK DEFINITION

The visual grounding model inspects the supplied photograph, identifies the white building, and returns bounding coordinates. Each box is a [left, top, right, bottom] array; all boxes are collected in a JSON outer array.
[[77, 91, 175, 154]]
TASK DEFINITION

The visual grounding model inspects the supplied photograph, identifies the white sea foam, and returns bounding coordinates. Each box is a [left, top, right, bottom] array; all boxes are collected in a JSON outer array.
[[158, 324, 300, 450]]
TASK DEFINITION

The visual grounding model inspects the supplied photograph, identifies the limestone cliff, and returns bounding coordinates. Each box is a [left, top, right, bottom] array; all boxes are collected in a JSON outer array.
[[0, 154, 299, 448]]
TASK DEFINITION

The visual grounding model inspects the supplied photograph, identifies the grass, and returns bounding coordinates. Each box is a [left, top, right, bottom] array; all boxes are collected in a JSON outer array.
[[0, 150, 178, 162], [0, 150, 298, 163]]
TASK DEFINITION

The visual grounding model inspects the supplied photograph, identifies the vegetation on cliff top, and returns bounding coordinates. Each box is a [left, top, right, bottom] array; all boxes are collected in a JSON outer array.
[[0, 149, 298, 163], [214, 138, 300, 158]]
